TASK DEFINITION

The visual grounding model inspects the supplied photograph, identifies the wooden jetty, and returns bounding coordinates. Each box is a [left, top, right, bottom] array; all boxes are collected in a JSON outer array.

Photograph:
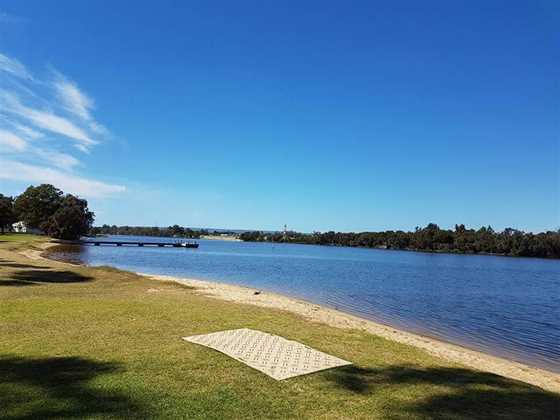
[[80, 240, 199, 248]]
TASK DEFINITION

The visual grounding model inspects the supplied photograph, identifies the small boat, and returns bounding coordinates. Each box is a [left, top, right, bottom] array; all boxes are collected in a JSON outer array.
[[173, 241, 199, 248]]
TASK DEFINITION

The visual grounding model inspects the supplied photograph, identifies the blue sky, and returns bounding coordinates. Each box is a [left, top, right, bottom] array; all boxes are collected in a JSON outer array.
[[0, 1, 558, 232]]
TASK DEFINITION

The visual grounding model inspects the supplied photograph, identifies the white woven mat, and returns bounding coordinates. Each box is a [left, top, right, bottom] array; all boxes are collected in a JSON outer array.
[[183, 328, 351, 380]]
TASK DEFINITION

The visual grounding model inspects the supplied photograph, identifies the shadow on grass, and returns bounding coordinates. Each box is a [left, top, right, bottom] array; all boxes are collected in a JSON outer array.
[[0, 280, 39, 287], [2, 263, 50, 269], [0, 270, 93, 287], [325, 365, 560, 419], [0, 259, 50, 270], [0, 355, 144, 419]]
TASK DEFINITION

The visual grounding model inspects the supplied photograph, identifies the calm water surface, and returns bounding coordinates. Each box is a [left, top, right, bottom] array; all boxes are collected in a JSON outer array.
[[49, 236, 560, 372]]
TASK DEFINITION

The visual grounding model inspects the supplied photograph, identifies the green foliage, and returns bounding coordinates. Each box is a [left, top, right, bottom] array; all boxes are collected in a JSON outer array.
[[41, 195, 95, 240], [169, 224, 184, 236], [90, 224, 204, 238], [239, 230, 263, 242], [0, 194, 16, 233], [7, 184, 95, 240], [240, 224, 560, 259], [14, 184, 63, 229]]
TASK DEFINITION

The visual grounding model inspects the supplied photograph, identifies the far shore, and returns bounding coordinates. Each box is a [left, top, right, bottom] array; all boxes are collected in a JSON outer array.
[[32, 240, 560, 393]]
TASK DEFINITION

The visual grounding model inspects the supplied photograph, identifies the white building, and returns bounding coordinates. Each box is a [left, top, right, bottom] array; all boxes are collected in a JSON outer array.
[[12, 221, 43, 234]]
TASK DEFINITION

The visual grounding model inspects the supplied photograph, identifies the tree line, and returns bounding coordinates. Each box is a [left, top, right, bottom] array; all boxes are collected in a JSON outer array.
[[0, 184, 94, 240], [240, 223, 560, 259], [90, 224, 206, 238]]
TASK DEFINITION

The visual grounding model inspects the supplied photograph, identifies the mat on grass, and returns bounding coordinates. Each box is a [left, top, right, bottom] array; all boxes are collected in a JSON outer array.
[[183, 328, 351, 380]]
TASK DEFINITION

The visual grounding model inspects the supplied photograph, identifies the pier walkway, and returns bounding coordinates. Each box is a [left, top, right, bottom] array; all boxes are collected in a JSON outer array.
[[80, 240, 199, 248]]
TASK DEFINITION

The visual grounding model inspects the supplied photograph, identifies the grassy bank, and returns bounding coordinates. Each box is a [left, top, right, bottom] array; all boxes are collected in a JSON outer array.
[[0, 234, 558, 419]]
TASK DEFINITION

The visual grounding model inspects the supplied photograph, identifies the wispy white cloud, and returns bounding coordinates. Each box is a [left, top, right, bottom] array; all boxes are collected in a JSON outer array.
[[32, 148, 80, 170], [0, 91, 97, 149], [0, 52, 31, 79], [14, 124, 43, 139], [0, 128, 79, 170], [0, 129, 27, 151], [52, 71, 112, 138], [53, 74, 94, 121], [0, 51, 125, 198], [0, 160, 125, 198]]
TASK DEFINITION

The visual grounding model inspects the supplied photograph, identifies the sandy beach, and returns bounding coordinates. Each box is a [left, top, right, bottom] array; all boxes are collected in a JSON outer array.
[[27, 241, 560, 393]]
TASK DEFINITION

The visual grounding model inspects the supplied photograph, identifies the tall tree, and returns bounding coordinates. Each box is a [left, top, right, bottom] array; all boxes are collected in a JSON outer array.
[[0, 194, 16, 233], [42, 195, 95, 240], [14, 184, 63, 229]]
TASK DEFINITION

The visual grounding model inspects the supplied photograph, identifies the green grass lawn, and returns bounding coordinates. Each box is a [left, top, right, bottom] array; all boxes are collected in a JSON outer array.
[[0, 233, 46, 243], [0, 235, 558, 419]]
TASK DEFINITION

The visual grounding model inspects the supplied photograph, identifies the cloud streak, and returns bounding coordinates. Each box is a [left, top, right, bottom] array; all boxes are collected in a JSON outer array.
[[32, 148, 81, 170], [0, 128, 27, 151], [0, 51, 125, 198], [0, 52, 31, 79], [14, 123, 43, 139], [0, 160, 125, 198], [54, 76, 94, 120], [1, 91, 97, 148]]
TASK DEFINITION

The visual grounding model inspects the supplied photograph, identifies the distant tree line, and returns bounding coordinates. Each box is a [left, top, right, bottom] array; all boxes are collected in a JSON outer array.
[[240, 223, 560, 259], [90, 224, 207, 238], [0, 184, 94, 240]]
